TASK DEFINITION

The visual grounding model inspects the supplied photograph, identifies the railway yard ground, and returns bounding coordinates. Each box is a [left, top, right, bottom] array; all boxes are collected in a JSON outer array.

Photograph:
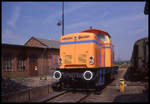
[[1, 67, 149, 102], [1, 75, 57, 96]]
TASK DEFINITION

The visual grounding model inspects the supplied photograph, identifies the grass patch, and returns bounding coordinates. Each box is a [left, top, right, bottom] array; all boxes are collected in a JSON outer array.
[[4, 74, 29, 79]]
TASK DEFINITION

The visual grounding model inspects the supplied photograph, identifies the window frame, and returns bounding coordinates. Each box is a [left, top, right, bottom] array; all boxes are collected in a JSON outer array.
[[3, 56, 12, 72], [96, 33, 106, 41], [17, 56, 26, 71]]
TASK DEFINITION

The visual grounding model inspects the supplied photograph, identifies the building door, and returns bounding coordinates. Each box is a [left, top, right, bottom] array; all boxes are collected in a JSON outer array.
[[29, 56, 38, 76]]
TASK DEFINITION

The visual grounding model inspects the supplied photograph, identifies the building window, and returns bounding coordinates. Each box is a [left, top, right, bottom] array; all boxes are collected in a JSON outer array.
[[17, 56, 25, 71], [29, 56, 37, 64], [3, 56, 12, 72]]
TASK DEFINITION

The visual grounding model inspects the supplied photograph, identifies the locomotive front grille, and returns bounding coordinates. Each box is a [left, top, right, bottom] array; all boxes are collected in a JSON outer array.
[[64, 55, 72, 64], [78, 54, 87, 64], [63, 72, 83, 79]]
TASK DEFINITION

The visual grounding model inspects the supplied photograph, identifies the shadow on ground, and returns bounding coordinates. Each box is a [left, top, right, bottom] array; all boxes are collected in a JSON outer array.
[[113, 90, 149, 102], [117, 67, 149, 102], [1, 78, 30, 96]]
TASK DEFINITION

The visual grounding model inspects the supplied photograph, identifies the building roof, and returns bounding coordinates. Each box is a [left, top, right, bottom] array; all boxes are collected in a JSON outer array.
[[25, 37, 60, 49], [2, 43, 60, 51], [34, 37, 60, 49], [2, 43, 46, 49]]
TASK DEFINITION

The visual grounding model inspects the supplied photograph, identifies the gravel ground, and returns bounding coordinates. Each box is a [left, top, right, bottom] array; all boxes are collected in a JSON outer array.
[[82, 67, 149, 102], [1, 76, 57, 96]]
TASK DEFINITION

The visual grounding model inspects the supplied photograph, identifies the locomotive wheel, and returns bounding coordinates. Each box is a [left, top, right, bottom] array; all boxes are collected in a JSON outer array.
[[52, 82, 63, 91], [94, 90, 101, 95], [52, 82, 59, 91], [95, 84, 104, 95], [110, 73, 115, 81]]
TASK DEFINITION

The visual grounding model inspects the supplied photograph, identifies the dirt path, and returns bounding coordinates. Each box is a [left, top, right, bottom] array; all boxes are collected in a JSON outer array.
[[110, 68, 127, 86]]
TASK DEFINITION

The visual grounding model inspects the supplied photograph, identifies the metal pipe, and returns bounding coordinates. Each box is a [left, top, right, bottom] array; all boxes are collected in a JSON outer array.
[[41, 48, 47, 77], [62, 2, 64, 36]]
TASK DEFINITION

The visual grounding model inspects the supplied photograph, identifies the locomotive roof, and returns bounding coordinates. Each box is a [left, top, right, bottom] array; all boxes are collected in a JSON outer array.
[[81, 29, 111, 38]]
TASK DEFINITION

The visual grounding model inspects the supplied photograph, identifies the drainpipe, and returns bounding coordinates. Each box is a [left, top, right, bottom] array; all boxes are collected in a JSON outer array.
[[40, 47, 47, 80], [62, 2, 64, 36]]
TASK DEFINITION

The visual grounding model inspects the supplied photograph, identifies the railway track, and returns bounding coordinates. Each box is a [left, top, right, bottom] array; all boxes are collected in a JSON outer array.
[[30, 88, 92, 103], [30, 90, 67, 102], [46, 91, 91, 103], [44, 91, 68, 102], [45, 84, 108, 102]]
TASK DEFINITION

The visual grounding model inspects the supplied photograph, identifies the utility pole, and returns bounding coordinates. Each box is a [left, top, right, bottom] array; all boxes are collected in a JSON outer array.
[[62, 2, 64, 36]]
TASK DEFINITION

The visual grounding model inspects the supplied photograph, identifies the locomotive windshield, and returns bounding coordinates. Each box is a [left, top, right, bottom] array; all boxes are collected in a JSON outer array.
[[96, 34, 106, 41]]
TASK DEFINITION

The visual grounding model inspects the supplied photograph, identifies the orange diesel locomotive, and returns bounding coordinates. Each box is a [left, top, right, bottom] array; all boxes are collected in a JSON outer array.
[[53, 29, 115, 90]]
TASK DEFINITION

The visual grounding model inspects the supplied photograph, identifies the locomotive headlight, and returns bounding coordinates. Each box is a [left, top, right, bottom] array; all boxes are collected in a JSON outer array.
[[58, 57, 62, 65], [53, 71, 62, 80], [89, 56, 94, 65], [83, 71, 93, 80]]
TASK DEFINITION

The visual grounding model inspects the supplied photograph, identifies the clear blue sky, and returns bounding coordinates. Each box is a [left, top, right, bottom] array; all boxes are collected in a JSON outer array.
[[2, 2, 148, 61]]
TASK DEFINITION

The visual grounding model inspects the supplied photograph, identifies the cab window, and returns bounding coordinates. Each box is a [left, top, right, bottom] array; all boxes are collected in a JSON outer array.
[[96, 34, 106, 41]]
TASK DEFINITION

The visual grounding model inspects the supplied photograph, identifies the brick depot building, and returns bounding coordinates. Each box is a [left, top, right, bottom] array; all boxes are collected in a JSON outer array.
[[1, 37, 59, 78]]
